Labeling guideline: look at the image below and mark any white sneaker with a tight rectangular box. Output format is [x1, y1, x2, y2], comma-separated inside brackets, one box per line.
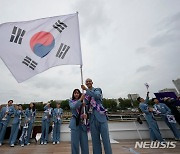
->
[27, 143, 30, 145]
[10, 144, 14, 147]
[0, 143, 2, 146]
[40, 142, 44, 145]
[53, 142, 55, 145]
[44, 142, 47, 145]
[21, 144, 24, 147]
[57, 141, 60, 144]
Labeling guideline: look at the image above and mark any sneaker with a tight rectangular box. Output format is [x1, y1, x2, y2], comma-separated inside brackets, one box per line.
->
[40, 142, 44, 145]
[21, 144, 24, 147]
[27, 143, 30, 145]
[10, 144, 14, 147]
[57, 141, 60, 144]
[0, 143, 2, 146]
[44, 142, 47, 145]
[53, 142, 55, 145]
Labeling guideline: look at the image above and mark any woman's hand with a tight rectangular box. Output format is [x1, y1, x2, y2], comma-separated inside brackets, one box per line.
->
[82, 114, 87, 119]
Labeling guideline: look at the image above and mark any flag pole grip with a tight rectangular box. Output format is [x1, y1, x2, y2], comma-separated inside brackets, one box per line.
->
[80, 65, 86, 125]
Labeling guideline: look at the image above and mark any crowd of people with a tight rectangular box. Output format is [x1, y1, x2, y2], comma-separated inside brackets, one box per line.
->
[0, 101, 36, 147]
[137, 92, 180, 142]
[1, 78, 180, 154]
[0, 101, 63, 147]
[0, 78, 112, 154]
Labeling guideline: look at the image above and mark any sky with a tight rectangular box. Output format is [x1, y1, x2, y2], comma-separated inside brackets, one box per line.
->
[0, 0, 180, 104]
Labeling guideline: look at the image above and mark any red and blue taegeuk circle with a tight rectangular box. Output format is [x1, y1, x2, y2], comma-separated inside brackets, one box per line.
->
[30, 31, 55, 58]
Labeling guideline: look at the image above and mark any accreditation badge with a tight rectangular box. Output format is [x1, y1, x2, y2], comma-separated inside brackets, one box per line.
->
[167, 114, 176, 123]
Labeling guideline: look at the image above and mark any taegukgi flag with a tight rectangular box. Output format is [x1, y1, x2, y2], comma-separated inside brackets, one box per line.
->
[0, 12, 82, 82]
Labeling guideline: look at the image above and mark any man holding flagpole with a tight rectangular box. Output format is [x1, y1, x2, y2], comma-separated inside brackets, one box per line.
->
[82, 78, 112, 154]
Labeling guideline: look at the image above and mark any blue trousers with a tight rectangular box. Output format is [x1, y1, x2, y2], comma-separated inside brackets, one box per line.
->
[90, 117, 112, 154]
[40, 120, 50, 143]
[145, 115, 163, 142]
[163, 116, 180, 139]
[0, 122, 8, 143]
[53, 122, 61, 142]
[19, 127, 28, 145]
[71, 125, 89, 154]
[25, 123, 33, 144]
[9, 123, 20, 145]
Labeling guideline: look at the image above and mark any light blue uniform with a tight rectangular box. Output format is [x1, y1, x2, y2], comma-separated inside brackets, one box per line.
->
[9, 109, 24, 145]
[154, 103, 180, 139]
[69, 99, 89, 154]
[0, 108, 2, 121]
[20, 108, 36, 145]
[52, 108, 63, 142]
[40, 105, 53, 143]
[0, 105, 14, 144]
[139, 97, 163, 142]
[84, 88, 112, 154]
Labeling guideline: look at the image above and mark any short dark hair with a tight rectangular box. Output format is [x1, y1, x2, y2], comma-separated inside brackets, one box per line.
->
[152, 98, 157, 102]
[8, 100, 13, 103]
[137, 97, 141, 102]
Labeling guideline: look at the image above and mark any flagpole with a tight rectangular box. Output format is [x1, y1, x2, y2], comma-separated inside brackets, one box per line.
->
[80, 65, 86, 125]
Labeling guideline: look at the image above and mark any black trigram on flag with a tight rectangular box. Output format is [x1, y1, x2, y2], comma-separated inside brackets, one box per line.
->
[10, 26, 26, 44]
[22, 56, 38, 70]
[56, 43, 70, 59]
[53, 20, 67, 33]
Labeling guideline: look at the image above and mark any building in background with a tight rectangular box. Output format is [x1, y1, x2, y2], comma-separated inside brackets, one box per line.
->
[159, 88, 178, 96]
[172, 78, 180, 94]
[127, 94, 140, 101]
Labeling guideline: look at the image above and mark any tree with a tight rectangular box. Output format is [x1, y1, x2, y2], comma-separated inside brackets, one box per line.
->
[35, 102, 44, 111]
[22, 104, 29, 110]
[61, 99, 70, 110]
[118, 98, 132, 110]
[103, 98, 117, 112]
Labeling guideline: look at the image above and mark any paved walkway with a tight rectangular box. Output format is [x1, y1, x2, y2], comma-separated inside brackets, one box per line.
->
[0, 140, 180, 154]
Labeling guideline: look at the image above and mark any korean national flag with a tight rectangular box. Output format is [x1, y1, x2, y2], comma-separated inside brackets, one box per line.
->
[0, 12, 82, 82]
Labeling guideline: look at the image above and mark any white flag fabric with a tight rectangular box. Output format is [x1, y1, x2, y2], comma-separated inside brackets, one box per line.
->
[0, 13, 82, 82]
[144, 83, 149, 89]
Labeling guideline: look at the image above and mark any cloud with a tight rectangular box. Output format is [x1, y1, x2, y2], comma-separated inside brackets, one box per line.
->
[72, 0, 112, 43]
[1, 0, 180, 104]
[149, 12, 180, 47]
[136, 65, 154, 73]
[149, 32, 180, 47]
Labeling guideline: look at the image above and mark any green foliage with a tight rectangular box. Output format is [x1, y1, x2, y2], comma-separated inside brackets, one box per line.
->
[48, 100, 70, 110]
[118, 98, 132, 110]
[20, 97, 147, 112]
[22, 104, 29, 110]
[133, 100, 140, 108]
[103, 98, 117, 112]
[60, 99, 70, 110]
[35, 102, 44, 111]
